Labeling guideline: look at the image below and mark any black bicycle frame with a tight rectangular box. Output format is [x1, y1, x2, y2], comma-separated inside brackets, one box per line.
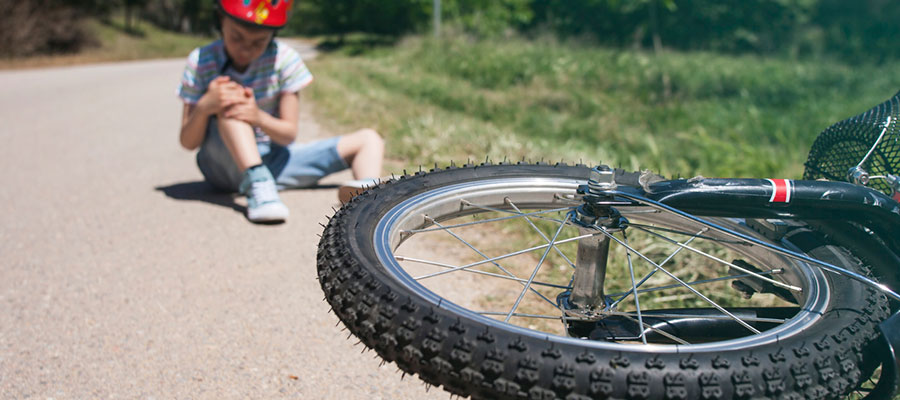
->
[641, 178, 900, 251]
[636, 177, 900, 398]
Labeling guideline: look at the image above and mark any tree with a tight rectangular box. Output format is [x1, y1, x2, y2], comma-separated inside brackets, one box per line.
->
[440, 0, 533, 37]
[140, 0, 217, 34]
[124, 0, 149, 31]
[293, 0, 532, 39]
[284, 0, 900, 64]
[814, 0, 900, 62]
[299, 0, 428, 40]
[0, 0, 98, 56]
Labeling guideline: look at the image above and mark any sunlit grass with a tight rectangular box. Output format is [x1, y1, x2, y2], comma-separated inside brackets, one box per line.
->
[306, 34, 900, 179]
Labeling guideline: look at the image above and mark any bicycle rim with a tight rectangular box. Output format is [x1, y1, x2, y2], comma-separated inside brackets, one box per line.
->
[372, 176, 830, 353]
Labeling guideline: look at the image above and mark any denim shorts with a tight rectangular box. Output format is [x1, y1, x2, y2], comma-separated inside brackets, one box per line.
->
[196, 118, 349, 192]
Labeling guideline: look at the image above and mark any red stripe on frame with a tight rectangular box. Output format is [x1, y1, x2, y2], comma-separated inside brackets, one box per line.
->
[768, 179, 790, 203]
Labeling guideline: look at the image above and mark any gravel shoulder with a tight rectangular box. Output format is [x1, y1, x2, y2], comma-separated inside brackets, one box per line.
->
[0, 52, 447, 399]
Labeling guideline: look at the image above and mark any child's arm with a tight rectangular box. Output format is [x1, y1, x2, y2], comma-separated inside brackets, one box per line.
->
[179, 103, 211, 150]
[223, 90, 300, 146]
[179, 77, 246, 150]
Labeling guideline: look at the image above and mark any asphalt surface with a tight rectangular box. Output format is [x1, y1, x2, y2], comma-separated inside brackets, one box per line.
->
[0, 54, 446, 398]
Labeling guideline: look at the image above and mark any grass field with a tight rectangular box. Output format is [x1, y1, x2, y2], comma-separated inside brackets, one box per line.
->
[305, 35, 900, 179]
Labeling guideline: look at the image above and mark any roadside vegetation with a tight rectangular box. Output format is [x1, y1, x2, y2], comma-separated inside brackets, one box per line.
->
[306, 35, 900, 178]
[0, 18, 209, 69]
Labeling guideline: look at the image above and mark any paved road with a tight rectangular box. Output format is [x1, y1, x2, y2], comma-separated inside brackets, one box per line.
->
[0, 56, 445, 399]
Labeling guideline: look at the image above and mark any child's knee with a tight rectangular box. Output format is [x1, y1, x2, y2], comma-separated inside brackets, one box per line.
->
[358, 128, 384, 148]
[338, 129, 384, 159]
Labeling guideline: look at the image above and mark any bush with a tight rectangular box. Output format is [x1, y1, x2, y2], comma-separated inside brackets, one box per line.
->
[0, 0, 98, 57]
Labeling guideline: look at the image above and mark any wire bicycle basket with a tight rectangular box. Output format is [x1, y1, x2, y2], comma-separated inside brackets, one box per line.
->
[804, 90, 900, 196]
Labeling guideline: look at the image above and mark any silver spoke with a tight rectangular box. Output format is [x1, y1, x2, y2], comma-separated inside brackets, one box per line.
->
[478, 311, 568, 321]
[624, 223, 744, 244]
[505, 212, 571, 322]
[611, 189, 900, 302]
[619, 314, 690, 345]
[403, 206, 574, 234]
[623, 231, 647, 344]
[606, 269, 782, 298]
[610, 228, 706, 308]
[424, 216, 560, 309]
[504, 198, 577, 269]
[595, 224, 762, 335]
[396, 255, 570, 289]
[461, 199, 571, 226]
[631, 224, 801, 292]
[414, 233, 596, 280]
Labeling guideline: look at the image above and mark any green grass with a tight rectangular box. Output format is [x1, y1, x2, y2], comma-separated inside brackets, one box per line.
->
[0, 18, 211, 69]
[89, 18, 212, 61]
[305, 35, 900, 178]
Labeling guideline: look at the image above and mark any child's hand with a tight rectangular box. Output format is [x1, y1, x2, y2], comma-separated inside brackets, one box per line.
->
[203, 76, 246, 115]
[223, 87, 261, 126]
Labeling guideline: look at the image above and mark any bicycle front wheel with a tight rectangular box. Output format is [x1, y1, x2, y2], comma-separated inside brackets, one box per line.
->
[317, 162, 889, 400]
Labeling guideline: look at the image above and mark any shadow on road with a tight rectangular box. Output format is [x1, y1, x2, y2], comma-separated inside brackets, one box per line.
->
[155, 181, 245, 214]
[157, 181, 346, 224]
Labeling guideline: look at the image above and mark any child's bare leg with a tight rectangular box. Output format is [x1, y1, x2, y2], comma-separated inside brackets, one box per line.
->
[217, 117, 262, 172]
[217, 117, 288, 222]
[336, 129, 385, 203]
[337, 128, 384, 179]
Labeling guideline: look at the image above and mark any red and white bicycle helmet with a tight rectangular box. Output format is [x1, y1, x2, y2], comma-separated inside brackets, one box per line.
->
[218, 0, 293, 29]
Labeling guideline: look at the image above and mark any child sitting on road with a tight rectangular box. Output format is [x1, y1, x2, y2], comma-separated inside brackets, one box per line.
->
[176, 0, 383, 223]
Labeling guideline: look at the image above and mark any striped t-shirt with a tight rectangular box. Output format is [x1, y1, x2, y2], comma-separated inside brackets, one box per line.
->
[176, 39, 313, 142]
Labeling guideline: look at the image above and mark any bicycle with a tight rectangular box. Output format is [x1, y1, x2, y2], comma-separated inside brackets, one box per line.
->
[317, 91, 900, 399]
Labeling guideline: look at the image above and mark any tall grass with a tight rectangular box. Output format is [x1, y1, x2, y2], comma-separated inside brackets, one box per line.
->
[305, 35, 900, 178]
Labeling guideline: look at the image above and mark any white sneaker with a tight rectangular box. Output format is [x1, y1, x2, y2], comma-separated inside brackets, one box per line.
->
[240, 165, 290, 223]
[338, 178, 380, 203]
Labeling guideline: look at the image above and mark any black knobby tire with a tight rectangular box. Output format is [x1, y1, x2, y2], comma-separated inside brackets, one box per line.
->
[317, 163, 889, 400]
